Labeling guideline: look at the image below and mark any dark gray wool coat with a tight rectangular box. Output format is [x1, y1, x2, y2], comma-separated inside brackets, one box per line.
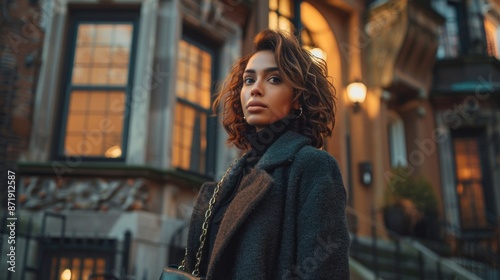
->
[184, 131, 350, 280]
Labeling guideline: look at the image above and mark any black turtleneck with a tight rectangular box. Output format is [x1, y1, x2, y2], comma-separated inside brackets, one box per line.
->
[202, 118, 293, 273]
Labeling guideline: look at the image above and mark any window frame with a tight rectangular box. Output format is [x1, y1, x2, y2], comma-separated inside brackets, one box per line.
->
[53, 10, 140, 162]
[451, 128, 495, 230]
[40, 237, 117, 280]
[172, 31, 219, 177]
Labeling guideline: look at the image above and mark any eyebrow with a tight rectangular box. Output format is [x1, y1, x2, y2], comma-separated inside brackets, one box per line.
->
[243, 67, 280, 74]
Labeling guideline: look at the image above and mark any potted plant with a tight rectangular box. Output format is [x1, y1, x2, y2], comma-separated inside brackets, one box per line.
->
[383, 167, 438, 237]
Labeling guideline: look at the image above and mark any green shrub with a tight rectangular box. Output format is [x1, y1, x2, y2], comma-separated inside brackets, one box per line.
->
[384, 167, 438, 216]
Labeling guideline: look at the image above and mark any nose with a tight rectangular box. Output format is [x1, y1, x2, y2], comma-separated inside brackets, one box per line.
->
[250, 80, 263, 96]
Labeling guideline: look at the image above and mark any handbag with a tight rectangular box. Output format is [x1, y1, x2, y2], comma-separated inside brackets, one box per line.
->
[160, 158, 239, 280]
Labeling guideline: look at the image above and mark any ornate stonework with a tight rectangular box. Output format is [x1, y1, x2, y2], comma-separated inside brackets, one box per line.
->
[366, 0, 445, 94]
[19, 177, 149, 212]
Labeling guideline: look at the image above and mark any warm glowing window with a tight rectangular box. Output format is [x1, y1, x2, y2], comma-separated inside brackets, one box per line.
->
[269, 0, 294, 33]
[269, 0, 326, 61]
[453, 138, 487, 229]
[485, 16, 499, 58]
[172, 39, 212, 174]
[60, 15, 137, 159]
[51, 257, 106, 280]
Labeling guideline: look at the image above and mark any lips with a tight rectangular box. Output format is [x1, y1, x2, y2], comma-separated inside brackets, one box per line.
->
[246, 100, 267, 109]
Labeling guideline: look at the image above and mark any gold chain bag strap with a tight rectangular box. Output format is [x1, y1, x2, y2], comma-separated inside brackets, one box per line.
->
[160, 157, 239, 280]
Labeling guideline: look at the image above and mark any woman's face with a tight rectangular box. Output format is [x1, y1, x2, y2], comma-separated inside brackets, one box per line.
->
[240, 50, 297, 131]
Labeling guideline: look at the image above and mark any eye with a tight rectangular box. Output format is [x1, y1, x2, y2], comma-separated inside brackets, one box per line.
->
[268, 76, 282, 84]
[243, 77, 254, 85]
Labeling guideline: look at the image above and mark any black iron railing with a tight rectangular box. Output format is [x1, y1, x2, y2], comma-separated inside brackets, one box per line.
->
[346, 206, 498, 279]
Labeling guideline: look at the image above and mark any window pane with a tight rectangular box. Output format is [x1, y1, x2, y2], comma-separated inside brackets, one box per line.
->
[69, 91, 89, 112]
[278, 0, 292, 17]
[111, 46, 130, 65]
[72, 23, 132, 86]
[278, 16, 292, 33]
[176, 80, 186, 99]
[58, 258, 69, 280]
[201, 71, 211, 89]
[82, 258, 94, 280]
[82, 136, 102, 156]
[179, 40, 188, 60]
[104, 134, 122, 158]
[64, 90, 126, 157]
[66, 114, 86, 133]
[72, 66, 91, 84]
[89, 92, 107, 112]
[96, 258, 106, 273]
[96, 24, 113, 45]
[72, 258, 81, 280]
[453, 138, 487, 229]
[269, 0, 278, 12]
[93, 46, 112, 64]
[109, 67, 128, 85]
[114, 25, 132, 47]
[269, 12, 278, 30]
[109, 91, 126, 114]
[107, 115, 124, 133]
[75, 46, 92, 64]
[189, 46, 200, 64]
[77, 24, 95, 44]
[177, 61, 186, 79]
[187, 84, 196, 103]
[201, 52, 211, 70]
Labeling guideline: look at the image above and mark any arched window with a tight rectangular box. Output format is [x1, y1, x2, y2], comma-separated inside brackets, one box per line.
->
[268, 0, 326, 60]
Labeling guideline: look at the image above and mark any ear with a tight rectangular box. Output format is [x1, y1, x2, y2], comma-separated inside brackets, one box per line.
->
[292, 100, 301, 110]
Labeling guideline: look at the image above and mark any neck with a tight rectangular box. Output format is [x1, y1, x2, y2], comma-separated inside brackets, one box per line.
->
[246, 118, 292, 157]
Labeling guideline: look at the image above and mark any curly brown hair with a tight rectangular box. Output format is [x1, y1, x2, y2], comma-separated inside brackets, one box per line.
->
[213, 29, 336, 150]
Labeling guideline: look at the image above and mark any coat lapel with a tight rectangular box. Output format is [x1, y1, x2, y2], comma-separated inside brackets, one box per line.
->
[207, 168, 274, 276]
[186, 155, 249, 270]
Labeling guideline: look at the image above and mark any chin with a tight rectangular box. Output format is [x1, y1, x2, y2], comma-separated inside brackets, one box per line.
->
[246, 118, 268, 129]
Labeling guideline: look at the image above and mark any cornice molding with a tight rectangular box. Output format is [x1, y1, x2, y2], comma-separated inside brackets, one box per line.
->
[366, 0, 444, 98]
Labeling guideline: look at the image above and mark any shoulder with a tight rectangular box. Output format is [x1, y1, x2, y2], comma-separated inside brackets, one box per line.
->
[293, 145, 340, 173]
[291, 145, 345, 201]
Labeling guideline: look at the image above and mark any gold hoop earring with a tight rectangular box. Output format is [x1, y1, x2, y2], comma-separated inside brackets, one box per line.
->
[295, 107, 303, 119]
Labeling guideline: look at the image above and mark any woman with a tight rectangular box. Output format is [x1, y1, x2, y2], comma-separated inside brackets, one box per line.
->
[183, 29, 350, 279]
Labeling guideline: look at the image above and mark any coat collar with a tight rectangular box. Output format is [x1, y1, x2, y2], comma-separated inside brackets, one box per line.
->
[254, 130, 311, 171]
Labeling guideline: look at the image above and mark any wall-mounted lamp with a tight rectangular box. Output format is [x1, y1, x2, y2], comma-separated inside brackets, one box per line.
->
[309, 47, 327, 60]
[359, 162, 372, 186]
[347, 81, 367, 112]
